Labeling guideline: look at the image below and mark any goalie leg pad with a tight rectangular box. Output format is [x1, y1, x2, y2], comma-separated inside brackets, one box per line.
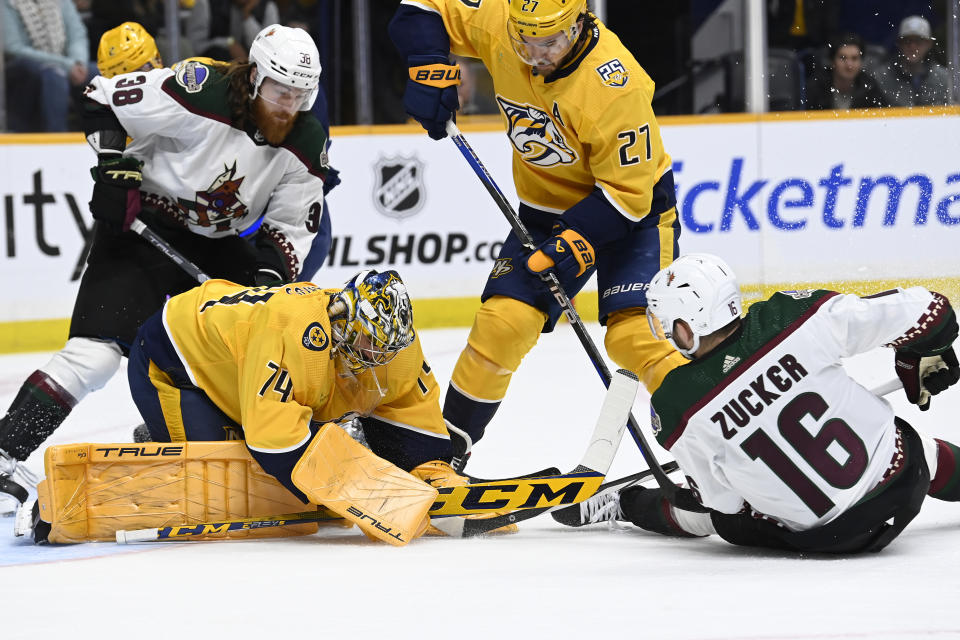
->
[36, 441, 336, 543]
[291, 424, 438, 546]
[604, 309, 688, 394]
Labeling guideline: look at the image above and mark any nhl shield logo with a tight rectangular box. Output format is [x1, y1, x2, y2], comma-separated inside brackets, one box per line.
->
[373, 156, 425, 219]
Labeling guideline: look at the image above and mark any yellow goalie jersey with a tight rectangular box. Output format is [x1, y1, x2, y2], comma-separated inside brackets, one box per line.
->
[162, 280, 447, 463]
[411, 0, 672, 220]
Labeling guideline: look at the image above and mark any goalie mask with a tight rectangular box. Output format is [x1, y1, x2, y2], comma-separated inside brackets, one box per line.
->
[507, 0, 586, 68]
[646, 253, 742, 359]
[248, 24, 321, 111]
[97, 21, 163, 78]
[329, 270, 415, 373]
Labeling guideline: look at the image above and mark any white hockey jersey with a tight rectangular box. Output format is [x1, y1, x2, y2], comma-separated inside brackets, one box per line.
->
[651, 287, 946, 531]
[84, 61, 330, 278]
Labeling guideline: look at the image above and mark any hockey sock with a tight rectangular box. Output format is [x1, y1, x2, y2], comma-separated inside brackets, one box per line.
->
[928, 438, 960, 501]
[619, 486, 708, 537]
[604, 309, 689, 394]
[0, 371, 77, 460]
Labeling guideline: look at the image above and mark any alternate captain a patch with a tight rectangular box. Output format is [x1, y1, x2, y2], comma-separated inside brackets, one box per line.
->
[596, 59, 629, 88]
[302, 322, 329, 351]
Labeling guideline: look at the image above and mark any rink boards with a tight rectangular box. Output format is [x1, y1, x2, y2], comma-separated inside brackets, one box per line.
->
[1, 107, 958, 352]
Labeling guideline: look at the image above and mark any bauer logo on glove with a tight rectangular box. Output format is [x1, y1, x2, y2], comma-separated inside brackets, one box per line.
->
[527, 228, 596, 279]
[410, 63, 461, 87]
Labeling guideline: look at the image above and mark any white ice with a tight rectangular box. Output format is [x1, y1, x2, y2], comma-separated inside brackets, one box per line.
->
[1, 324, 958, 640]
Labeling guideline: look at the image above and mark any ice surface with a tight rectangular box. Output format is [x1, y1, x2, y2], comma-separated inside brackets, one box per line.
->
[1, 325, 958, 640]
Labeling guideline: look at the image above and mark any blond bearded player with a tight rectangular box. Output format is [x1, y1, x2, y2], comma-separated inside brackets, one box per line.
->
[389, 0, 687, 471]
[0, 25, 338, 512]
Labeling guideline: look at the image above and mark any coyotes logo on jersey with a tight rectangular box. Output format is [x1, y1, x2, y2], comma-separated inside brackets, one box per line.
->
[495, 96, 579, 168]
[177, 162, 249, 230]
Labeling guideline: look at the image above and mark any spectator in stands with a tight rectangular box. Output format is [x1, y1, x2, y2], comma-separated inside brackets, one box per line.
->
[804, 32, 888, 111]
[875, 15, 951, 107]
[187, 0, 279, 62]
[1, 0, 96, 132]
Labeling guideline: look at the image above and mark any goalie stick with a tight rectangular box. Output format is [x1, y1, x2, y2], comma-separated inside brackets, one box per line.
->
[129, 218, 211, 283]
[116, 370, 639, 543]
[444, 121, 703, 512]
[429, 368, 639, 536]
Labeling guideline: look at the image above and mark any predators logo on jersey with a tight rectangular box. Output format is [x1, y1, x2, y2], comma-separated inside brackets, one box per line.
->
[302, 322, 329, 351]
[495, 96, 578, 168]
[177, 162, 250, 230]
[595, 59, 629, 88]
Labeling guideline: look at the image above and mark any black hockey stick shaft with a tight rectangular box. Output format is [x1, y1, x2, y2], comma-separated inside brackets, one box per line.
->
[444, 121, 688, 508]
[129, 218, 211, 283]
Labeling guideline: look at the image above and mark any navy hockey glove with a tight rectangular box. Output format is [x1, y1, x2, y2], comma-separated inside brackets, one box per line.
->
[403, 55, 460, 140]
[89, 155, 143, 234]
[895, 347, 960, 411]
[526, 225, 596, 281]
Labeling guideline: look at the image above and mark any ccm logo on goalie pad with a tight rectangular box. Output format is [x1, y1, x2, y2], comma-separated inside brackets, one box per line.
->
[95, 445, 184, 457]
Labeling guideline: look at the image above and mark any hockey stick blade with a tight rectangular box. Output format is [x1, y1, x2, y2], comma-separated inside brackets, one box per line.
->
[430, 369, 639, 537]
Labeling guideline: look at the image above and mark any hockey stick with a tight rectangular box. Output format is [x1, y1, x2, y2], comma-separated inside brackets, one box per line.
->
[444, 121, 693, 509]
[116, 370, 639, 543]
[129, 218, 211, 283]
[115, 468, 617, 543]
[430, 368, 638, 536]
[455, 461, 682, 537]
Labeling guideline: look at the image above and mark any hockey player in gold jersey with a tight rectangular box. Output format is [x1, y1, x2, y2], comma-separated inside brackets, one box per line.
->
[390, 0, 687, 469]
[125, 270, 478, 542]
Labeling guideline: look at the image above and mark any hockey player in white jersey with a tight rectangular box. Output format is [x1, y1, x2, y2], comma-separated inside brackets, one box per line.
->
[555, 253, 960, 553]
[0, 24, 334, 511]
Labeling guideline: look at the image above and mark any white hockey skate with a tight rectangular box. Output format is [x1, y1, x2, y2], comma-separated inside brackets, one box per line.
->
[0, 447, 39, 516]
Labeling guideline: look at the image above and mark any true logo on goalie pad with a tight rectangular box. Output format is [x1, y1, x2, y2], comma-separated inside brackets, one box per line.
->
[373, 155, 425, 219]
[346, 505, 405, 542]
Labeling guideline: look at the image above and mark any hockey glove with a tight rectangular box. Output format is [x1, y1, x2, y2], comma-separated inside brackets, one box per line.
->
[404, 55, 460, 140]
[89, 155, 143, 234]
[526, 225, 596, 281]
[895, 346, 960, 411]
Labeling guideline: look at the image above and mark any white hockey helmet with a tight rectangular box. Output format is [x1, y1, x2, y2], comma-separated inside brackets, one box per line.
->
[248, 24, 321, 111]
[646, 253, 742, 358]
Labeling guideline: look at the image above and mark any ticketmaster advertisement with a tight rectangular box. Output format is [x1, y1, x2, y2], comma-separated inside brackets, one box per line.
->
[1, 111, 958, 345]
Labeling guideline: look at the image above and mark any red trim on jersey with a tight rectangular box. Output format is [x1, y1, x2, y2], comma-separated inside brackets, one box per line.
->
[26, 371, 78, 411]
[664, 291, 840, 450]
[930, 438, 957, 495]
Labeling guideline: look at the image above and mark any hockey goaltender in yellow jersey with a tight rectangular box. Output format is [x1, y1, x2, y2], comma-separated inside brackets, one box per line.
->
[21, 271, 507, 546]
[156, 277, 448, 456]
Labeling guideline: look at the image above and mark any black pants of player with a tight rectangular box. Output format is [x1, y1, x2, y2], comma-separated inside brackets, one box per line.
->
[69, 211, 260, 353]
[712, 419, 930, 554]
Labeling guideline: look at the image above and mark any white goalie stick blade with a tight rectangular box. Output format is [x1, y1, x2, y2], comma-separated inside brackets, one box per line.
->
[430, 369, 639, 538]
[578, 368, 639, 475]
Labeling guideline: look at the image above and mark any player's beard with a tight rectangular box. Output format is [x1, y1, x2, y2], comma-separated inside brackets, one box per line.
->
[253, 98, 298, 145]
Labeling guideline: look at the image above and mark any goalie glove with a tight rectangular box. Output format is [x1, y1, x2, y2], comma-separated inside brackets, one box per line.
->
[404, 55, 460, 140]
[410, 460, 518, 535]
[89, 154, 143, 234]
[526, 225, 596, 281]
[895, 347, 960, 411]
